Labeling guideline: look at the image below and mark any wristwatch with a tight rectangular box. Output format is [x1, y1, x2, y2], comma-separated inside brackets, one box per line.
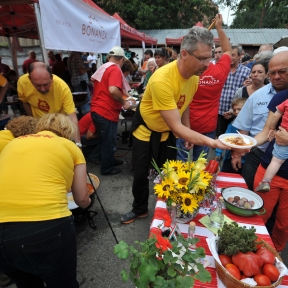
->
[76, 142, 82, 148]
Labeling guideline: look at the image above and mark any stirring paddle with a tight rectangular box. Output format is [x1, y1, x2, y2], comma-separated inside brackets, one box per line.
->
[236, 130, 250, 145]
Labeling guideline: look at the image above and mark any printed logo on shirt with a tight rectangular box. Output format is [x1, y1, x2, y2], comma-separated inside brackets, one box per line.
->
[257, 102, 268, 106]
[177, 95, 186, 109]
[199, 75, 220, 86]
[38, 99, 50, 113]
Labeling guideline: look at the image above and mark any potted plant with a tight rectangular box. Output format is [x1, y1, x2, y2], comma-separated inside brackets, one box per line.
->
[114, 226, 212, 288]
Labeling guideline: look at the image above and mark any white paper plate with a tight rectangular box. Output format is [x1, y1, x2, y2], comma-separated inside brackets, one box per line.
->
[67, 192, 78, 210]
[218, 133, 257, 149]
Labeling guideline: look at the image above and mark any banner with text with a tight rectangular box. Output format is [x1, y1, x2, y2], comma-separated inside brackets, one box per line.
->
[39, 0, 120, 52]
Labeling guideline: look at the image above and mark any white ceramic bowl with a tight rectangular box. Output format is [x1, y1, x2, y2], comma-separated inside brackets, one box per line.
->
[219, 133, 257, 149]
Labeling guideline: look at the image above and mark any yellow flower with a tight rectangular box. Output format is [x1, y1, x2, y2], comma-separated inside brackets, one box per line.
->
[175, 170, 190, 190]
[181, 193, 198, 214]
[154, 179, 174, 199]
[163, 160, 184, 173]
[194, 157, 207, 171]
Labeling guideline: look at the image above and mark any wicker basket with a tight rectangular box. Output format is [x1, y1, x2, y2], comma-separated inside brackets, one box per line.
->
[215, 241, 283, 288]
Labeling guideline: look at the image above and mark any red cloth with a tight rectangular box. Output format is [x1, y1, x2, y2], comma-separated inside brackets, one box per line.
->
[78, 113, 96, 137]
[90, 65, 123, 122]
[189, 54, 231, 133]
[22, 58, 38, 74]
[277, 98, 288, 131]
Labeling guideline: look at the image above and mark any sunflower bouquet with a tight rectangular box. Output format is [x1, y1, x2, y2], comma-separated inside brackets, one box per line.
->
[152, 151, 216, 219]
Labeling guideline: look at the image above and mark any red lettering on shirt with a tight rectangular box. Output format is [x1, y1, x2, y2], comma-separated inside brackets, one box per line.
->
[38, 99, 50, 113]
[177, 95, 186, 109]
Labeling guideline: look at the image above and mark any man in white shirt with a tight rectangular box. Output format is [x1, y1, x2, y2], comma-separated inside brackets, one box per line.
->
[87, 52, 97, 68]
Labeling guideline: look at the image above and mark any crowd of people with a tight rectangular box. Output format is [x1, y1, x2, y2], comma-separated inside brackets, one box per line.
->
[0, 12, 288, 287]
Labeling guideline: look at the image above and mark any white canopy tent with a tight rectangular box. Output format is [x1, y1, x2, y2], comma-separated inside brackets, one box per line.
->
[39, 0, 120, 53]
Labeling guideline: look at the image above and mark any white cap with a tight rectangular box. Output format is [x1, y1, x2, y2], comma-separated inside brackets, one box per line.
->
[108, 46, 128, 59]
[273, 46, 288, 55]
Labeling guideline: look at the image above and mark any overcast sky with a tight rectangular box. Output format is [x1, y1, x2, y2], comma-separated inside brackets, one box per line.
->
[219, 6, 235, 26]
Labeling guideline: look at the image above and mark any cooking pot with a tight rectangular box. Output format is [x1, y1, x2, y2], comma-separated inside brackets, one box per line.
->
[221, 187, 266, 217]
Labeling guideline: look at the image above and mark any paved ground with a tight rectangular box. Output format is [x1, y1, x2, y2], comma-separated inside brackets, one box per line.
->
[7, 123, 288, 288]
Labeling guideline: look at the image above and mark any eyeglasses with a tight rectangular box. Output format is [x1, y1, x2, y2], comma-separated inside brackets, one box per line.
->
[267, 68, 288, 77]
[186, 50, 212, 64]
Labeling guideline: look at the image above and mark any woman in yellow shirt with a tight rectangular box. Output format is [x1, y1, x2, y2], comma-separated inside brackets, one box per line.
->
[0, 113, 90, 288]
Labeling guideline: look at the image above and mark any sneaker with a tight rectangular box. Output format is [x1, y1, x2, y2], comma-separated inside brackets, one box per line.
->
[114, 159, 124, 166]
[121, 210, 149, 224]
[255, 182, 270, 192]
[101, 168, 121, 175]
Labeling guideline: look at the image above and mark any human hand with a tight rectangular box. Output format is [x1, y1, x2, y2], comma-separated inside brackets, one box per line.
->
[231, 156, 242, 171]
[231, 148, 250, 158]
[243, 77, 252, 87]
[214, 14, 223, 30]
[223, 111, 233, 119]
[122, 101, 131, 110]
[212, 139, 231, 150]
[184, 141, 194, 150]
[275, 126, 288, 146]
[268, 129, 276, 141]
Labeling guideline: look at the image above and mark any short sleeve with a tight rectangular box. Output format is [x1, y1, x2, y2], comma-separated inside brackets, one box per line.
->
[17, 75, 28, 103]
[62, 85, 76, 115]
[107, 67, 123, 90]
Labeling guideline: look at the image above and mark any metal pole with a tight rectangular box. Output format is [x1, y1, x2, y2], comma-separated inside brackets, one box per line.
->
[33, 3, 49, 65]
[7, 37, 18, 74]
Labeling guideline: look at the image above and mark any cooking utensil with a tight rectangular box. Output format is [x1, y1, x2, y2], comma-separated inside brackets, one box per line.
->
[207, 19, 216, 31]
[221, 187, 266, 217]
[236, 130, 251, 145]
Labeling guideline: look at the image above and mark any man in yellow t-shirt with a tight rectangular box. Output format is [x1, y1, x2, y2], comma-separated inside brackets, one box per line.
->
[121, 24, 230, 224]
[17, 62, 81, 144]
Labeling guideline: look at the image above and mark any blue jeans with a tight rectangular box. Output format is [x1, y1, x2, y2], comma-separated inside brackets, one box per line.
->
[0, 216, 78, 288]
[91, 112, 118, 174]
[176, 130, 216, 161]
[73, 83, 91, 115]
[81, 135, 101, 162]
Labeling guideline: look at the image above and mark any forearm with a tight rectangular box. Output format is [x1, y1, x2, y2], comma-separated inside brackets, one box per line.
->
[22, 102, 33, 116]
[109, 87, 125, 105]
[181, 107, 190, 128]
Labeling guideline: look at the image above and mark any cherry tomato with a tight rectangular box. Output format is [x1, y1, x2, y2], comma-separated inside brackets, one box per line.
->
[262, 263, 280, 282]
[254, 236, 264, 250]
[219, 254, 232, 266]
[254, 274, 271, 286]
[225, 263, 241, 280]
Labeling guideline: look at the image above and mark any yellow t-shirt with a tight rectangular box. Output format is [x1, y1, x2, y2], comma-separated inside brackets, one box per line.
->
[133, 60, 199, 141]
[0, 130, 14, 153]
[17, 74, 75, 118]
[0, 131, 86, 222]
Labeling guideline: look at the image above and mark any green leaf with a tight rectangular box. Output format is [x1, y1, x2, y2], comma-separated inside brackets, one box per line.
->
[167, 265, 177, 277]
[120, 269, 129, 282]
[114, 241, 129, 259]
[137, 259, 158, 285]
[194, 264, 212, 283]
[176, 275, 194, 288]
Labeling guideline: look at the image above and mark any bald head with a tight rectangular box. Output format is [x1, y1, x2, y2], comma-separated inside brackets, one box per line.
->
[268, 51, 288, 92]
[259, 44, 273, 53]
[28, 62, 53, 94]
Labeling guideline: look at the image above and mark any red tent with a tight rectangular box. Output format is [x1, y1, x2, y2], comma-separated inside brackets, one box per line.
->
[112, 13, 157, 45]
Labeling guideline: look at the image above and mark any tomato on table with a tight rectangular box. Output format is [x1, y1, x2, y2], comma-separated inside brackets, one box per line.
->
[225, 263, 241, 280]
[254, 274, 271, 286]
[262, 263, 280, 282]
[219, 254, 232, 266]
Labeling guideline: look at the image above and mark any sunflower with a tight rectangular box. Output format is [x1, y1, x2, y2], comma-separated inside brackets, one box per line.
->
[175, 170, 190, 190]
[180, 193, 198, 214]
[163, 159, 184, 173]
[154, 178, 174, 198]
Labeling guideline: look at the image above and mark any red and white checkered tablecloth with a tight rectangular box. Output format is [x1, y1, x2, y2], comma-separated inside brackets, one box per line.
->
[150, 172, 288, 287]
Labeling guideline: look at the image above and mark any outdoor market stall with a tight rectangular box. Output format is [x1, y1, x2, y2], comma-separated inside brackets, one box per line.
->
[150, 172, 288, 287]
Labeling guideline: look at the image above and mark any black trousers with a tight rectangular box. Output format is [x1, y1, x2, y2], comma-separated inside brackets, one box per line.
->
[131, 135, 176, 214]
[216, 114, 233, 138]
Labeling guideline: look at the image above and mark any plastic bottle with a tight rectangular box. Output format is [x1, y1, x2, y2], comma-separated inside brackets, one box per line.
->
[210, 196, 224, 228]
[187, 221, 196, 251]
[170, 202, 177, 228]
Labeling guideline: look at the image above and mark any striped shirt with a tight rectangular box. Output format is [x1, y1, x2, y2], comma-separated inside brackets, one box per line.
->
[218, 64, 250, 115]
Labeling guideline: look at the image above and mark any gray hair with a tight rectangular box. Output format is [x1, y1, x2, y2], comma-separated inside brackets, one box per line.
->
[181, 26, 214, 53]
[258, 50, 273, 61]
[231, 45, 242, 55]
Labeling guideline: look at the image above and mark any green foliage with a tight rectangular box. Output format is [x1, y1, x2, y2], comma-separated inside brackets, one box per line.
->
[217, 222, 258, 256]
[215, 0, 288, 28]
[114, 233, 211, 287]
[94, 0, 218, 29]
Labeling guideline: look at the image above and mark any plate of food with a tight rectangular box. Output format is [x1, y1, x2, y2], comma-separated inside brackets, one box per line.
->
[218, 133, 257, 149]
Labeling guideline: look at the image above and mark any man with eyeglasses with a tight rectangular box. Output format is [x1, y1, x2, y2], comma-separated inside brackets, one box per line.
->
[17, 62, 81, 144]
[216, 45, 251, 137]
[121, 24, 230, 224]
[232, 51, 288, 191]
[176, 14, 232, 162]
